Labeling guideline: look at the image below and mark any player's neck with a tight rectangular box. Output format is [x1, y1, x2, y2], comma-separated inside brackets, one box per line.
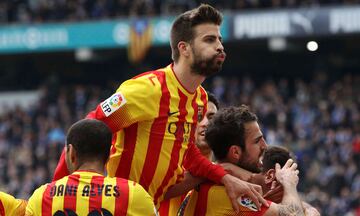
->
[199, 147, 213, 161]
[173, 62, 205, 93]
[76, 162, 105, 175]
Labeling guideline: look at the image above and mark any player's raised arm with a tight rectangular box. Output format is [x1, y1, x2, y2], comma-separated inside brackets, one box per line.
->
[263, 159, 304, 216]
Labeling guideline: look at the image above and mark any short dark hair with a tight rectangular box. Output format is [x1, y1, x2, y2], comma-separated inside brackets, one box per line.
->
[170, 4, 223, 62]
[205, 105, 258, 160]
[262, 146, 292, 173]
[66, 119, 112, 165]
[207, 92, 220, 109]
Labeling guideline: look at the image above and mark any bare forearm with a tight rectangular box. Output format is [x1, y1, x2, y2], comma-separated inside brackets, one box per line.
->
[233, 166, 253, 181]
[220, 162, 253, 181]
[302, 201, 321, 216]
[278, 203, 304, 216]
[273, 159, 304, 216]
[278, 188, 304, 216]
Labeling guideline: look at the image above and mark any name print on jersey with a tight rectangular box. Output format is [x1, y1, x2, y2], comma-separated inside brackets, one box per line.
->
[49, 184, 120, 198]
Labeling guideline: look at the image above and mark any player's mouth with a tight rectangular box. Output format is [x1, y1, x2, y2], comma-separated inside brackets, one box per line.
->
[258, 153, 264, 168]
[216, 53, 226, 61]
[259, 157, 263, 167]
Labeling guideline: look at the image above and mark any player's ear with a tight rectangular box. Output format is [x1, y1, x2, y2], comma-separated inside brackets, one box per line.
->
[178, 41, 191, 58]
[68, 144, 77, 164]
[228, 145, 242, 162]
[264, 169, 275, 184]
[65, 144, 69, 152]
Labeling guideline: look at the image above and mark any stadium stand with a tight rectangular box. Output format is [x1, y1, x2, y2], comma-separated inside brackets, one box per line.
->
[1, 0, 360, 24]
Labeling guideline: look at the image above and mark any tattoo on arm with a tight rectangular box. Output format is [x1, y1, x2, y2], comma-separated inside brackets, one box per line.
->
[278, 203, 305, 216]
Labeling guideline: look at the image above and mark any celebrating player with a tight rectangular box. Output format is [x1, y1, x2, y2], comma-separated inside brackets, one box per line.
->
[250, 146, 320, 216]
[53, 4, 267, 212]
[195, 92, 219, 160]
[158, 92, 220, 215]
[26, 119, 155, 216]
[180, 106, 305, 215]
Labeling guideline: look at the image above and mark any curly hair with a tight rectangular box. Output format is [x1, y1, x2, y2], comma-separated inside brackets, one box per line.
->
[205, 105, 257, 161]
[207, 92, 220, 109]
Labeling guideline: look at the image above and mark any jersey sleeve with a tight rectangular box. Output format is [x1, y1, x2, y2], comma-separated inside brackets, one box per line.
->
[0, 192, 26, 216]
[86, 75, 161, 133]
[13, 199, 27, 216]
[0, 192, 16, 214]
[25, 185, 46, 216]
[128, 183, 157, 216]
[204, 184, 272, 216]
[53, 74, 161, 181]
[182, 142, 227, 184]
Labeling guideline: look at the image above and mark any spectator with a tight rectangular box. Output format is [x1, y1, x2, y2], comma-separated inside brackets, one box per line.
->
[0, 0, 359, 24]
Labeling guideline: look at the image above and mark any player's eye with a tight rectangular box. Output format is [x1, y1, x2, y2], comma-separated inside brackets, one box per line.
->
[205, 37, 215, 43]
[207, 114, 214, 121]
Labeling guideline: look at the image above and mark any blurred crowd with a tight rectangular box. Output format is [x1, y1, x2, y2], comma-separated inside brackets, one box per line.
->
[0, 72, 359, 216]
[0, 83, 112, 199]
[0, 0, 359, 24]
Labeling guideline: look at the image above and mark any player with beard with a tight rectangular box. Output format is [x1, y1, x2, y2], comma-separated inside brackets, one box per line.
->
[250, 146, 320, 216]
[53, 4, 267, 213]
[180, 106, 305, 216]
[162, 94, 265, 204]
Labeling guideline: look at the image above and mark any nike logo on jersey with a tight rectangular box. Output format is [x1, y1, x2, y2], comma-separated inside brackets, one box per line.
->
[168, 111, 179, 116]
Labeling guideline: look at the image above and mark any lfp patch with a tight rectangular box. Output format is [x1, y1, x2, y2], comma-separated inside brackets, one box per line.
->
[101, 93, 127, 117]
[237, 196, 258, 211]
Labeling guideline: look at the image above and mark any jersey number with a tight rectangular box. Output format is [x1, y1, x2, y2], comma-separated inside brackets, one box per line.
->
[53, 209, 113, 216]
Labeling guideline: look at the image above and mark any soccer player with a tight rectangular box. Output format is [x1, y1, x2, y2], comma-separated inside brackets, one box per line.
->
[53, 4, 267, 212]
[0, 192, 27, 216]
[250, 146, 320, 216]
[158, 92, 220, 216]
[26, 119, 156, 216]
[180, 106, 305, 216]
[195, 92, 219, 160]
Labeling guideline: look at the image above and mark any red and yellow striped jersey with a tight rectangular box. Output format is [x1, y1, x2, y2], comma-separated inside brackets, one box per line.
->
[0, 192, 27, 216]
[181, 183, 271, 216]
[26, 171, 156, 216]
[158, 195, 186, 216]
[53, 64, 227, 206]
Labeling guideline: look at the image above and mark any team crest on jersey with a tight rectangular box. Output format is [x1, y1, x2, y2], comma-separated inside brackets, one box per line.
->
[237, 196, 258, 211]
[101, 93, 127, 117]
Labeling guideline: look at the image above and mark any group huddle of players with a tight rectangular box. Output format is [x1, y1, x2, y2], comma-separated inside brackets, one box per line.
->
[0, 4, 320, 216]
